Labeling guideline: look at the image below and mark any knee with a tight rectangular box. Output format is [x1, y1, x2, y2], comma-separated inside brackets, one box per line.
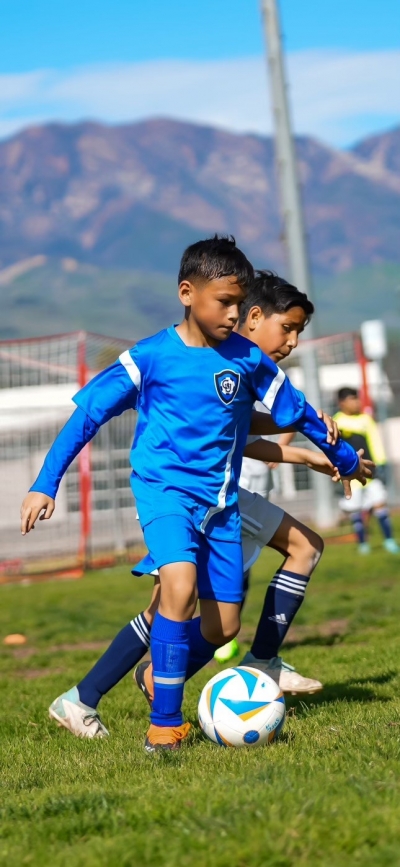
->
[303, 531, 324, 573]
[202, 619, 240, 647]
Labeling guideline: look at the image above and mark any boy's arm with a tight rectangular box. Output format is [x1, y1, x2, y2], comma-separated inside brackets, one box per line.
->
[250, 409, 339, 445]
[20, 348, 141, 535]
[21, 407, 99, 534]
[251, 356, 370, 483]
[243, 439, 340, 479]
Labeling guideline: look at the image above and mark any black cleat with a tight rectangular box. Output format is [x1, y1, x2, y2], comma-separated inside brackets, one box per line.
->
[134, 661, 153, 708]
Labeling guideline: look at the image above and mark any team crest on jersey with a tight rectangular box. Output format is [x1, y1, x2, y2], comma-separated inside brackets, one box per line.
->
[214, 370, 240, 405]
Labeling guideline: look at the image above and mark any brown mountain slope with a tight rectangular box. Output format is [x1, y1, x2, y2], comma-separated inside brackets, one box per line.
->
[0, 118, 399, 275]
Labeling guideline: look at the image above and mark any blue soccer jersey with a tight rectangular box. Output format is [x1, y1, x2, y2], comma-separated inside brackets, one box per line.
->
[31, 326, 359, 538]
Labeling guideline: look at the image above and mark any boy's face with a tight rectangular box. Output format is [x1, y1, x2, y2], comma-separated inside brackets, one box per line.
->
[339, 395, 362, 415]
[241, 305, 307, 362]
[179, 276, 245, 343]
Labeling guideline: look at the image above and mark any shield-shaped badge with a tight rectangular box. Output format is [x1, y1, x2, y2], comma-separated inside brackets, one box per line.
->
[214, 369, 241, 405]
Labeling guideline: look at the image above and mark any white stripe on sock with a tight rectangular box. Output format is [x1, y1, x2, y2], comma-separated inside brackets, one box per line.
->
[130, 617, 150, 647]
[275, 573, 308, 587]
[272, 575, 307, 589]
[270, 581, 305, 597]
[153, 674, 185, 685]
[136, 613, 151, 641]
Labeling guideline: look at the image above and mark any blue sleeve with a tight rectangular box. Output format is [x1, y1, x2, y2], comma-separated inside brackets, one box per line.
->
[251, 352, 359, 476]
[73, 347, 141, 424]
[29, 407, 99, 499]
[295, 403, 359, 476]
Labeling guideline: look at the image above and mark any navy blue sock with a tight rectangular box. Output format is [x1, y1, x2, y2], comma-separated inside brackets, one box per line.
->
[251, 569, 310, 660]
[150, 613, 190, 727]
[375, 507, 393, 540]
[350, 511, 366, 544]
[77, 612, 150, 708]
[185, 617, 218, 680]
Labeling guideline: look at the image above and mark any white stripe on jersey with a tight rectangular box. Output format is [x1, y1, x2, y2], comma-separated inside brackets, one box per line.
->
[261, 368, 286, 412]
[119, 349, 141, 390]
[200, 427, 238, 533]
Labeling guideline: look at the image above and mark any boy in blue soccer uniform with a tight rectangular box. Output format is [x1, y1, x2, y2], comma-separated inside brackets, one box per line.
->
[21, 237, 365, 752]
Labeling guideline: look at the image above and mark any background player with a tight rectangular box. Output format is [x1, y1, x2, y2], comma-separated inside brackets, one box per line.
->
[334, 387, 399, 555]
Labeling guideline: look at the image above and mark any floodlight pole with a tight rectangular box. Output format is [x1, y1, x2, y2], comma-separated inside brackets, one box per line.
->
[260, 0, 335, 527]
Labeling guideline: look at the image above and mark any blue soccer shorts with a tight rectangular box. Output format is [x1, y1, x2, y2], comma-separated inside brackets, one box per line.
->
[142, 513, 244, 604]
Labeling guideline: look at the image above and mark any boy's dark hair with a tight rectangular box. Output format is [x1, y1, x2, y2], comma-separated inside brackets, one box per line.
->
[338, 386, 358, 402]
[178, 235, 254, 292]
[239, 270, 314, 324]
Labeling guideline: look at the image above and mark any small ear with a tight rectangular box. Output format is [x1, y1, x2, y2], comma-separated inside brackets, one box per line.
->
[247, 305, 263, 331]
[178, 280, 193, 308]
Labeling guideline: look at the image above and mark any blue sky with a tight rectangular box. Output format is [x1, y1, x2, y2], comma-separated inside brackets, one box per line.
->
[0, 0, 399, 145]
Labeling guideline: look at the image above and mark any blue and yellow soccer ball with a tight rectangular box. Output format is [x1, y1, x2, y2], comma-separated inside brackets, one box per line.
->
[198, 666, 285, 748]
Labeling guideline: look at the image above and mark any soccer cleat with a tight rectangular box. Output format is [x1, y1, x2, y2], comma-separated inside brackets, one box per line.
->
[214, 638, 240, 664]
[358, 542, 371, 555]
[239, 653, 323, 695]
[134, 661, 154, 707]
[144, 722, 191, 753]
[383, 538, 400, 554]
[49, 686, 109, 738]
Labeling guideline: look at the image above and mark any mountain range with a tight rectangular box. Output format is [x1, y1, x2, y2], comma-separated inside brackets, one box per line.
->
[0, 118, 399, 340]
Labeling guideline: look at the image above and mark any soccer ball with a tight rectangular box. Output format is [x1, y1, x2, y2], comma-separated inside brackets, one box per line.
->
[198, 665, 285, 748]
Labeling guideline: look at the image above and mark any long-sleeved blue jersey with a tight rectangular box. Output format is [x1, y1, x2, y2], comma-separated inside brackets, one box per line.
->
[31, 326, 359, 533]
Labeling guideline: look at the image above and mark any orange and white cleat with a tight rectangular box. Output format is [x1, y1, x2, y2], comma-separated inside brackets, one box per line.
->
[144, 722, 191, 753]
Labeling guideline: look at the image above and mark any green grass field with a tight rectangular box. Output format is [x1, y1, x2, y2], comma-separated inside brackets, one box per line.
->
[1, 521, 400, 867]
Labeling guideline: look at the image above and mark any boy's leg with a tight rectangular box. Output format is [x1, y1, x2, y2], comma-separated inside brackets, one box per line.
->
[49, 579, 160, 738]
[77, 578, 160, 708]
[349, 511, 368, 548]
[374, 505, 399, 552]
[340, 487, 370, 554]
[241, 512, 324, 694]
[146, 561, 196, 751]
[366, 480, 399, 553]
[214, 571, 250, 663]
[136, 538, 243, 704]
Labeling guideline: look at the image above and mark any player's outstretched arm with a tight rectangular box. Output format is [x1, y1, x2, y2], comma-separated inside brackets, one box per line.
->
[20, 492, 55, 535]
[244, 439, 340, 480]
[250, 408, 339, 445]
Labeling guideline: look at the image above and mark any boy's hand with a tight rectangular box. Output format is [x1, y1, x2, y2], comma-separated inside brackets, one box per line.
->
[341, 449, 375, 500]
[305, 451, 340, 481]
[317, 409, 339, 445]
[20, 492, 55, 535]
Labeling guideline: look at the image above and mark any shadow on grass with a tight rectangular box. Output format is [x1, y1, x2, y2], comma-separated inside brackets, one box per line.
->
[285, 670, 398, 713]
[284, 634, 347, 649]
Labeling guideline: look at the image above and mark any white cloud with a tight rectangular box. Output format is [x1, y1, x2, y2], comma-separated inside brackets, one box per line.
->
[0, 50, 399, 146]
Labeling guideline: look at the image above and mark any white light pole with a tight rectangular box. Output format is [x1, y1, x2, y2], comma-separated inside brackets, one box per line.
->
[260, 0, 335, 527]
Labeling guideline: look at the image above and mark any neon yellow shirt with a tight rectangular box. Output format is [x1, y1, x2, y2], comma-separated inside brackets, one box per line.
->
[333, 411, 386, 487]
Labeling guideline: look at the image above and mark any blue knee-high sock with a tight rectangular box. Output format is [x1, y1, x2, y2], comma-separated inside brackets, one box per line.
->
[185, 617, 218, 680]
[350, 511, 366, 544]
[77, 612, 150, 708]
[150, 613, 190, 727]
[251, 569, 310, 660]
[375, 507, 393, 540]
